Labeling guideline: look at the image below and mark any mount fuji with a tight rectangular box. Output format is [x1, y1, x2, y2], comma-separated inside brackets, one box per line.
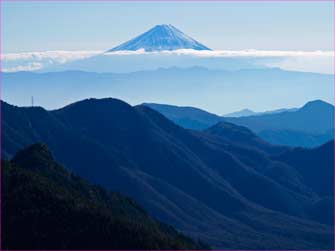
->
[41, 24, 264, 73]
[107, 24, 211, 52]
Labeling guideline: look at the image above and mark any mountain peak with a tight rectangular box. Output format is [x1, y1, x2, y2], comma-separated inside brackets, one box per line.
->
[206, 121, 256, 139]
[153, 24, 175, 29]
[108, 24, 211, 52]
[301, 99, 333, 112]
[303, 99, 331, 107]
[224, 108, 256, 118]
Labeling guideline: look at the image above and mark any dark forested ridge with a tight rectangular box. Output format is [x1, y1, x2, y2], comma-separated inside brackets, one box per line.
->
[2, 98, 334, 249]
[274, 141, 334, 197]
[2, 143, 206, 250]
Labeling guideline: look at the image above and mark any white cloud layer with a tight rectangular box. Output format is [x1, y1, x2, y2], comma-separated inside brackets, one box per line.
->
[1, 49, 333, 73]
[105, 49, 333, 57]
[6, 62, 44, 72]
[2, 50, 102, 62]
[1, 50, 102, 72]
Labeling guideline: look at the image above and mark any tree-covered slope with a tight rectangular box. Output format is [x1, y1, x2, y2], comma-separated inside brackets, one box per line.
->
[2, 143, 206, 250]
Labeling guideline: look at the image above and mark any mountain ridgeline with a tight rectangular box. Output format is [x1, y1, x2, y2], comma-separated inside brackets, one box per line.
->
[2, 98, 333, 249]
[142, 103, 222, 130]
[2, 143, 206, 250]
[225, 100, 334, 134]
[143, 100, 334, 148]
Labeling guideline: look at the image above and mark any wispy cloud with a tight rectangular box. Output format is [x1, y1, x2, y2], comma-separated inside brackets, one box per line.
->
[1, 50, 102, 72]
[4, 62, 44, 72]
[2, 50, 102, 61]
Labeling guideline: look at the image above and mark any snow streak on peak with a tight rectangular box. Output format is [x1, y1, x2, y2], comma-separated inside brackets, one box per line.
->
[108, 24, 211, 52]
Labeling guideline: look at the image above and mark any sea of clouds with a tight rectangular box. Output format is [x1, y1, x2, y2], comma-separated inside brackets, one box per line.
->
[1, 49, 333, 74]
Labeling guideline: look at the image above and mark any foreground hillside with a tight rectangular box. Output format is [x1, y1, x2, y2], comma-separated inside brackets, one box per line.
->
[2, 143, 205, 250]
[2, 98, 333, 249]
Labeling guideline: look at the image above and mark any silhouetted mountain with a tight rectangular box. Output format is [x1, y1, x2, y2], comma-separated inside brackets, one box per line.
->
[144, 100, 334, 148]
[2, 98, 333, 249]
[225, 100, 334, 134]
[273, 141, 334, 225]
[2, 143, 205, 250]
[259, 129, 334, 148]
[142, 103, 221, 130]
[223, 107, 298, 117]
[108, 24, 211, 52]
[223, 108, 257, 117]
[274, 140, 334, 197]
[204, 122, 287, 154]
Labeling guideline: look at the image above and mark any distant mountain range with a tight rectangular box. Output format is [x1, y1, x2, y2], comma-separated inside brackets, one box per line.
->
[224, 108, 257, 117]
[3, 143, 205, 250]
[225, 100, 334, 134]
[3, 67, 332, 114]
[223, 107, 298, 117]
[2, 98, 333, 249]
[107, 24, 211, 52]
[144, 102, 300, 129]
[44, 52, 262, 73]
[144, 100, 334, 148]
[225, 100, 334, 147]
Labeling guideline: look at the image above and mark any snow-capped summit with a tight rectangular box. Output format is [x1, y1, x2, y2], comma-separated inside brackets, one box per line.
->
[107, 24, 211, 52]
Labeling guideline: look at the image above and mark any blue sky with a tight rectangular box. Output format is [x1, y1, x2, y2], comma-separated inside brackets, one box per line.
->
[2, 1, 333, 53]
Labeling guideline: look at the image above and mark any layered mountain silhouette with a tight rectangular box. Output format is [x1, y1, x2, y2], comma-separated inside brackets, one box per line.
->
[107, 24, 211, 52]
[3, 143, 205, 250]
[3, 67, 332, 116]
[2, 98, 333, 249]
[274, 141, 334, 197]
[225, 100, 334, 134]
[204, 122, 287, 154]
[144, 100, 334, 147]
[142, 103, 222, 130]
[223, 107, 298, 117]
[258, 129, 333, 148]
[225, 100, 334, 147]
[224, 108, 257, 117]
